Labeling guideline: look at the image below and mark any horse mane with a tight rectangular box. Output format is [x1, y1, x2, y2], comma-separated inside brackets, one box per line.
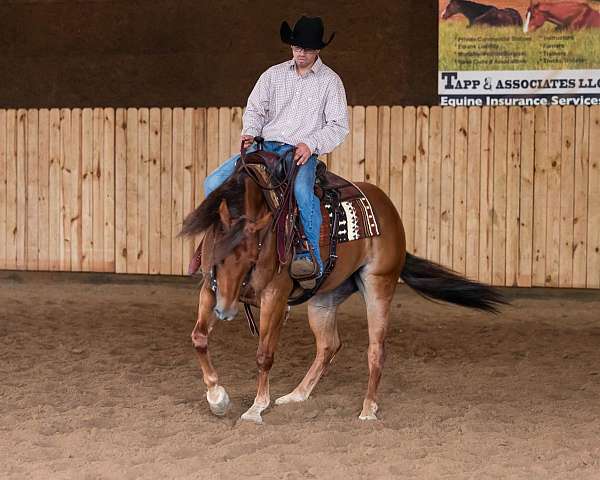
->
[212, 218, 248, 265]
[179, 171, 247, 238]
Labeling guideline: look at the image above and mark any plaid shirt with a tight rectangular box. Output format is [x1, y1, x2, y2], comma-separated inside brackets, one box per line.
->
[242, 57, 349, 155]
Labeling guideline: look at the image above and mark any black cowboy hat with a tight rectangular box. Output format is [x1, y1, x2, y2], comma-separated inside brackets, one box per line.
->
[280, 16, 335, 50]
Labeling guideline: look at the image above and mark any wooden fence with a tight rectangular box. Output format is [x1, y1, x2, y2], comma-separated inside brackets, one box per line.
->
[0, 105, 599, 288]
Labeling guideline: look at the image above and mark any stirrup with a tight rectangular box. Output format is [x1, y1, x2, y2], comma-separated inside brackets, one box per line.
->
[298, 276, 318, 290]
[290, 246, 323, 290]
[290, 254, 319, 279]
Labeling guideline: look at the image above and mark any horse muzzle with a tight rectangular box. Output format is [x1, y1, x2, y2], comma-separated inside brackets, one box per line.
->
[214, 304, 238, 321]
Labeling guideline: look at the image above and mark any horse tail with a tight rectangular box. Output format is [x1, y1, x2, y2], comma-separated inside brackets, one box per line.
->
[400, 253, 507, 313]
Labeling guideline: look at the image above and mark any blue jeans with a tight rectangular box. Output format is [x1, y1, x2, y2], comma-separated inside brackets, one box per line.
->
[204, 141, 323, 275]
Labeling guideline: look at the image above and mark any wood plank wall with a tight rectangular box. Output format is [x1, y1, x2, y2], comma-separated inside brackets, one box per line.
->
[1, 106, 599, 288]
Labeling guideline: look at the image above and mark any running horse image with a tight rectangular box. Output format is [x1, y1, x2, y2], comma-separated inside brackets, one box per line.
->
[524, 1, 600, 31]
[179, 138, 506, 424]
[441, 0, 523, 26]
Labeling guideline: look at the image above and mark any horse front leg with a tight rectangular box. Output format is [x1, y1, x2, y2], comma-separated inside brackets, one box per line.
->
[240, 288, 289, 424]
[190, 283, 231, 416]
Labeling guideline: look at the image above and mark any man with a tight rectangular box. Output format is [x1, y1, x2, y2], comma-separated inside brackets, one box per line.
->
[203, 15, 349, 282]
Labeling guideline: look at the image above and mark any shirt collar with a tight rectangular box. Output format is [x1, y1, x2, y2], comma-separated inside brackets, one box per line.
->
[311, 56, 323, 73]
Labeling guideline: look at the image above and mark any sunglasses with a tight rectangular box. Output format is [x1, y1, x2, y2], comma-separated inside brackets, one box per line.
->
[291, 46, 319, 55]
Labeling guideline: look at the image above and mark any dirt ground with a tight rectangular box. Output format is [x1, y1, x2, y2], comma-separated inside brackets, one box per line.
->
[1, 271, 599, 480]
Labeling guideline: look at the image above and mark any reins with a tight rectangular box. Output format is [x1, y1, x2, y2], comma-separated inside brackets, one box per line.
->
[239, 137, 299, 191]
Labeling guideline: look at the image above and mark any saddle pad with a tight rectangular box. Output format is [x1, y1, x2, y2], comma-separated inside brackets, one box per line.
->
[318, 194, 380, 247]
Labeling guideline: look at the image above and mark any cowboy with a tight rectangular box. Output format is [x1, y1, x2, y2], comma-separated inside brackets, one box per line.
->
[203, 15, 350, 281]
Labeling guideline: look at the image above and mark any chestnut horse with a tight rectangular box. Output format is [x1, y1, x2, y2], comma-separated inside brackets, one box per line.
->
[524, 1, 600, 31]
[180, 164, 506, 424]
[442, 0, 523, 26]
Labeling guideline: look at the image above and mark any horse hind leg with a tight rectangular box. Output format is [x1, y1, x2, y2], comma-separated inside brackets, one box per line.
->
[355, 269, 398, 420]
[275, 278, 357, 406]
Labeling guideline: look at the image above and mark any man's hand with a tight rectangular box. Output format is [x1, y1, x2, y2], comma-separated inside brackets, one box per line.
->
[241, 135, 254, 149]
[294, 143, 312, 165]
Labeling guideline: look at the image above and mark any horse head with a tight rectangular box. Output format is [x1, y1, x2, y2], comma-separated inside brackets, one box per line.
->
[441, 0, 461, 19]
[181, 172, 272, 322]
[212, 182, 272, 320]
[524, 2, 546, 32]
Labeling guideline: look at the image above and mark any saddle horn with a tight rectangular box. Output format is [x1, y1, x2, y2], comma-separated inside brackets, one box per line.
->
[239, 135, 265, 160]
[254, 136, 265, 150]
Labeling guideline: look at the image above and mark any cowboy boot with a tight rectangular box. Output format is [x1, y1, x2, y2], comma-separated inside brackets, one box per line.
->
[290, 252, 319, 278]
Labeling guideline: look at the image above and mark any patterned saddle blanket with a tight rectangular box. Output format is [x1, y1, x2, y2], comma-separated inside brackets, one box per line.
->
[317, 178, 380, 247]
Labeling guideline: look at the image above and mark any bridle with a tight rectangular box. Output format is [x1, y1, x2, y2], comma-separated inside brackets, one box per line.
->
[207, 212, 273, 336]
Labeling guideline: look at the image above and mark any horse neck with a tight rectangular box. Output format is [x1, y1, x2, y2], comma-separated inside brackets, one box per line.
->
[539, 2, 586, 22]
[244, 176, 269, 219]
[243, 176, 278, 274]
[457, 0, 492, 20]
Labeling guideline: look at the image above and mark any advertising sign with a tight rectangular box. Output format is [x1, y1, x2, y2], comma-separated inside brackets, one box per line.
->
[439, 0, 600, 106]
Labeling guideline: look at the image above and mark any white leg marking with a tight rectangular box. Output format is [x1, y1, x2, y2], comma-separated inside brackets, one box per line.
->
[275, 390, 309, 405]
[206, 385, 230, 416]
[240, 401, 269, 424]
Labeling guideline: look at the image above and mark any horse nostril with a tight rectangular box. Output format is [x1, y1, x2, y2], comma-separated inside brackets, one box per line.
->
[214, 306, 237, 321]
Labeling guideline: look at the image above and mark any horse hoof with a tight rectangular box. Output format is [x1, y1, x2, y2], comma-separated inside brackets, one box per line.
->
[206, 385, 230, 417]
[359, 412, 378, 421]
[240, 409, 263, 424]
[359, 401, 378, 421]
[275, 392, 307, 405]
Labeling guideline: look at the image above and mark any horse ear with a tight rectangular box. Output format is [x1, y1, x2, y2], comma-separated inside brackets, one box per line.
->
[219, 199, 231, 229]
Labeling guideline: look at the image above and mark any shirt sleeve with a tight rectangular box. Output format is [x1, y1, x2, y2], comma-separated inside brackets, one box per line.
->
[304, 75, 350, 156]
[242, 70, 270, 137]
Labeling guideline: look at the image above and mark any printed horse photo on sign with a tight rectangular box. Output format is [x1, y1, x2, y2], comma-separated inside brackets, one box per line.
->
[441, 0, 523, 26]
[179, 139, 507, 424]
[524, 0, 600, 31]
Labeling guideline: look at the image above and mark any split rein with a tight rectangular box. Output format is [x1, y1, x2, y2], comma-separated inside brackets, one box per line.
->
[239, 137, 299, 192]
[239, 138, 301, 266]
